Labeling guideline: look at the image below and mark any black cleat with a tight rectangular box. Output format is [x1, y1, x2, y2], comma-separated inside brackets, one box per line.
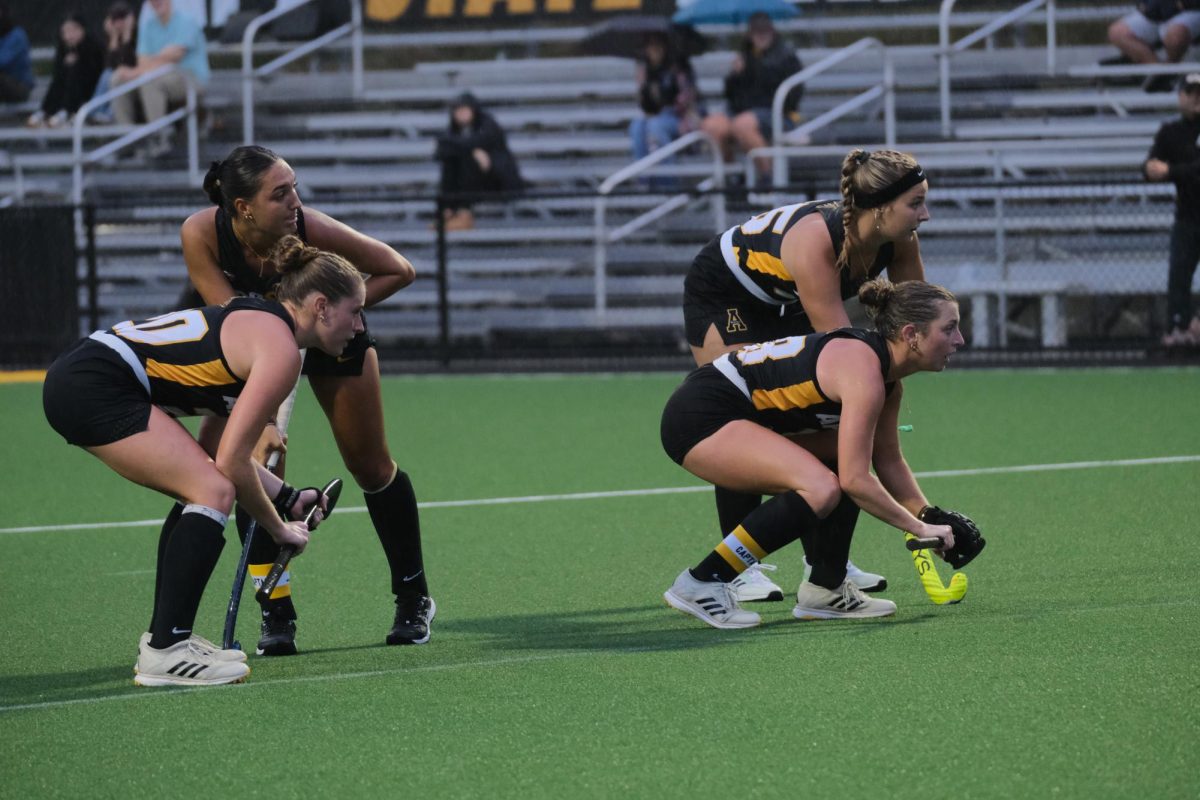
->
[386, 595, 436, 645]
[256, 610, 298, 656]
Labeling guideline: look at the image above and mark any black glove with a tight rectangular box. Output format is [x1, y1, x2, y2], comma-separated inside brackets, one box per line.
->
[919, 505, 986, 569]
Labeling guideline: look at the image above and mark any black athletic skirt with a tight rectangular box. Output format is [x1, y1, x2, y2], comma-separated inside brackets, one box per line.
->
[660, 364, 757, 465]
[682, 236, 816, 348]
[43, 339, 152, 447]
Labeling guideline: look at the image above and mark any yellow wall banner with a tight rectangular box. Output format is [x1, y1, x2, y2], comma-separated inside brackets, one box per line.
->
[366, 0, 671, 24]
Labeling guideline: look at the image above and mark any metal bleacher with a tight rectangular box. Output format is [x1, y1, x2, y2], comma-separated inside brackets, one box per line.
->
[1, 0, 1186, 359]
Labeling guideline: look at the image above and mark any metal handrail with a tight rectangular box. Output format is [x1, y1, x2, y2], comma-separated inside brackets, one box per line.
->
[769, 37, 894, 187]
[242, 0, 363, 143]
[593, 130, 726, 315]
[939, 0, 1056, 138]
[67, 63, 199, 205]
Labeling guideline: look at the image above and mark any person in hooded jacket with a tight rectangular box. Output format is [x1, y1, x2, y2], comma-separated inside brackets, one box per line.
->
[433, 92, 524, 231]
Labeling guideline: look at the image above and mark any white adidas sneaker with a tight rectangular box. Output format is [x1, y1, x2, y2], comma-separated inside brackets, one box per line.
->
[135, 632, 247, 672]
[793, 579, 897, 621]
[664, 570, 761, 630]
[802, 558, 887, 592]
[729, 562, 785, 602]
[134, 637, 251, 687]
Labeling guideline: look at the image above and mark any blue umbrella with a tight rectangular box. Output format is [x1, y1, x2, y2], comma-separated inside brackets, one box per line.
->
[672, 0, 799, 26]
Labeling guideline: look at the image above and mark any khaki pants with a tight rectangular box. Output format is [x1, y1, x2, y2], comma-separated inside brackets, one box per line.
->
[111, 70, 194, 130]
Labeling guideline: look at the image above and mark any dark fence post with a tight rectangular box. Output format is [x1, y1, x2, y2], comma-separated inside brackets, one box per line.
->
[435, 194, 450, 366]
[84, 203, 99, 332]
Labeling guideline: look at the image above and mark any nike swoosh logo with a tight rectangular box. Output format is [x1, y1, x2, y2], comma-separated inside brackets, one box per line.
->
[337, 354, 354, 362]
[402, 571, 423, 582]
[171, 627, 192, 635]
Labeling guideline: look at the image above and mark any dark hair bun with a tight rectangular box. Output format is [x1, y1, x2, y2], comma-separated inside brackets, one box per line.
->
[857, 277, 894, 311]
[270, 235, 319, 275]
[202, 160, 224, 207]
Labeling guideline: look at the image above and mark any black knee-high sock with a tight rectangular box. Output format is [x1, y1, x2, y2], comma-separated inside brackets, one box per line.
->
[236, 506, 297, 620]
[149, 506, 227, 649]
[714, 486, 763, 535]
[148, 501, 184, 633]
[807, 495, 861, 590]
[365, 469, 428, 597]
[692, 491, 820, 582]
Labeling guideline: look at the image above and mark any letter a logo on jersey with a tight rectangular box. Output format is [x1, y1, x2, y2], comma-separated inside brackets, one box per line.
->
[726, 308, 748, 334]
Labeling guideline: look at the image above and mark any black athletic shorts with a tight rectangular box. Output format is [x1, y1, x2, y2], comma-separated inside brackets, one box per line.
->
[682, 236, 816, 348]
[43, 338, 152, 447]
[303, 319, 376, 378]
[660, 363, 757, 465]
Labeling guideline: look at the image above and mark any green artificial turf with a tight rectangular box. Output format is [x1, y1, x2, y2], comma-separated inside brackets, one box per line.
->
[1, 368, 1197, 798]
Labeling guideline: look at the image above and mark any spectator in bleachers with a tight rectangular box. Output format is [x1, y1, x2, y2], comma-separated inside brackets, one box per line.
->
[1144, 72, 1200, 347]
[111, 0, 209, 157]
[700, 12, 802, 185]
[629, 31, 702, 188]
[88, 2, 138, 125]
[434, 92, 524, 231]
[26, 12, 104, 129]
[0, 2, 34, 104]
[1108, 0, 1200, 92]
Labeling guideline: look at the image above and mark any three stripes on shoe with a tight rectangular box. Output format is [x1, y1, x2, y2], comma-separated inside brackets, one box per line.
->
[165, 659, 210, 679]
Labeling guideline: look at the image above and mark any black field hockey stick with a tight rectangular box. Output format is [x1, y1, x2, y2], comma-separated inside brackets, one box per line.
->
[222, 356, 305, 651]
[255, 477, 343, 603]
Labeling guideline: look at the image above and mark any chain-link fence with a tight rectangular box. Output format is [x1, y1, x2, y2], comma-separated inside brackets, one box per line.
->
[7, 181, 1195, 371]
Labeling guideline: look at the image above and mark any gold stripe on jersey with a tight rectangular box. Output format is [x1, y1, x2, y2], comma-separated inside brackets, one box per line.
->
[144, 357, 237, 388]
[742, 249, 792, 282]
[751, 380, 824, 412]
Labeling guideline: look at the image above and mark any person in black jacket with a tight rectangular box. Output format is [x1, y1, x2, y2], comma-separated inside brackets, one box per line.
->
[1108, 0, 1200, 92]
[700, 12, 802, 184]
[433, 92, 524, 231]
[1145, 72, 1200, 346]
[26, 12, 104, 128]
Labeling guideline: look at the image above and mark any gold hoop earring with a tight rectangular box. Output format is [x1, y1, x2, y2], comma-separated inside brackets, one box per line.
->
[909, 340, 919, 353]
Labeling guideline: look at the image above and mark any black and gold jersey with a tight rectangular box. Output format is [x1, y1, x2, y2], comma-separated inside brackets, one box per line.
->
[712, 327, 893, 435]
[90, 296, 295, 418]
[716, 199, 894, 306]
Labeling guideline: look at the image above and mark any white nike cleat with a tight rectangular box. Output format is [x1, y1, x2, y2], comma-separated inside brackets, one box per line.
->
[793, 580, 897, 621]
[803, 558, 887, 592]
[729, 562, 785, 602]
[134, 637, 251, 687]
[664, 570, 761, 630]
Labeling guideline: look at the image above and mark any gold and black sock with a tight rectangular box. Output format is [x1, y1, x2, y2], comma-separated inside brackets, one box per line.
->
[691, 491, 820, 582]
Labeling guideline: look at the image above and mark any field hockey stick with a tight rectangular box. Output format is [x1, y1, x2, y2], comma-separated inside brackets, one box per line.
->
[221, 354, 305, 651]
[904, 532, 968, 605]
[255, 477, 343, 603]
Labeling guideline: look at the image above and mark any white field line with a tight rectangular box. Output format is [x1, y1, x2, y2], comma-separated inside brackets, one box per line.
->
[2, 454, 1198, 536]
[2, 596, 1195, 715]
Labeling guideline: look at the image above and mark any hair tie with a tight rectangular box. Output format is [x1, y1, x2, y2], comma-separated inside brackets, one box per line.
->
[854, 150, 871, 166]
